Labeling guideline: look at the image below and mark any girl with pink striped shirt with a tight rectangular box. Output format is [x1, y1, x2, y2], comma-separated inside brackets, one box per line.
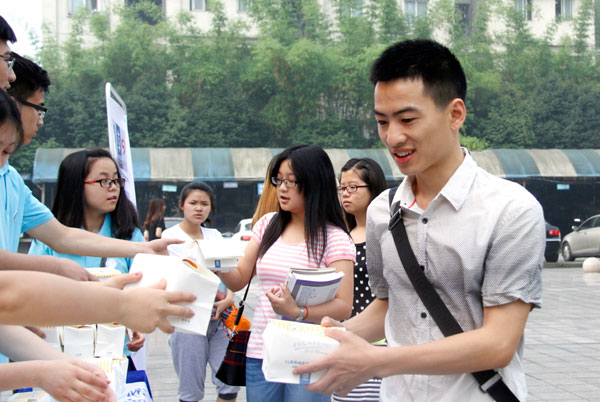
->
[218, 145, 356, 402]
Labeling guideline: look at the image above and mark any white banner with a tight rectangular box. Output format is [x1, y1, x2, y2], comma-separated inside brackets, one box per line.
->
[105, 83, 145, 370]
[105, 83, 137, 210]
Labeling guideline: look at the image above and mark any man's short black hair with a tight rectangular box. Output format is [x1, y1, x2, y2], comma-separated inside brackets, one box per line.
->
[0, 16, 17, 43]
[7, 53, 51, 101]
[369, 39, 467, 109]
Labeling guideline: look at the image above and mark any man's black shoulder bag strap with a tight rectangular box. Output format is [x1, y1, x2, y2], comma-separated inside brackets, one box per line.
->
[387, 187, 520, 402]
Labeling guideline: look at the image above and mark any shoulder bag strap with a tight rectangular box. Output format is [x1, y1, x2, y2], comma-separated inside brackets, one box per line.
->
[387, 189, 520, 402]
[232, 264, 255, 334]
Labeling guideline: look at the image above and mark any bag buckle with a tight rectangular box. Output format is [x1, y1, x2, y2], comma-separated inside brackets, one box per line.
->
[388, 209, 402, 231]
[479, 372, 503, 393]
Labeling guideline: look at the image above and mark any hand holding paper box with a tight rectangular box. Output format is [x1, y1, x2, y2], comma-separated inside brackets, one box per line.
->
[125, 253, 220, 335]
[188, 239, 244, 272]
[262, 319, 345, 384]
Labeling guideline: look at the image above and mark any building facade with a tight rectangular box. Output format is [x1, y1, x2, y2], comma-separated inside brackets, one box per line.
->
[43, 0, 595, 48]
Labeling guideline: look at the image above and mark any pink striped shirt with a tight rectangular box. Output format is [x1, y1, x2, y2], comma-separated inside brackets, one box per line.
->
[246, 212, 356, 359]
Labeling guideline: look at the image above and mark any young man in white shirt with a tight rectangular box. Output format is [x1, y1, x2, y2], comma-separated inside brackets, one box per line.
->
[296, 39, 544, 402]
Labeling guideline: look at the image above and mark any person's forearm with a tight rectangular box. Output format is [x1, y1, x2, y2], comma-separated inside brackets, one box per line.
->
[0, 325, 65, 361]
[0, 361, 57, 391]
[0, 271, 126, 327]
[29, 219, 146, 258]
[218, 268, 246, 292]
[369, 302, 530, 377]
[304, 260, 353, 323]
[304, 296, 353, 323]
[345, 297, 388, 342]
[0, 250, 61, 275]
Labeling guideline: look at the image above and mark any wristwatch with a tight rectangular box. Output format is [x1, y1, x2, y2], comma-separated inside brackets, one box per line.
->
[295, 307, 306, 321]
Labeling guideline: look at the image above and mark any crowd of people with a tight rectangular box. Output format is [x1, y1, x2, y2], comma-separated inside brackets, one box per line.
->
[0, 11, 545, 402]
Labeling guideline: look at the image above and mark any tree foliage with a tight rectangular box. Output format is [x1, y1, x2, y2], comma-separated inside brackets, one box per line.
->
[10, 0, 600, 173]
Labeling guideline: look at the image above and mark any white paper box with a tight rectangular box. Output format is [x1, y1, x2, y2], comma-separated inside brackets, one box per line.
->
[39, 326, 62, 351]
[262, 319, 344, 384]
[84, 357, 128, 397]
[189, 239, 244, 272]
[126, 253, 220, 335]
[63, 325, 95, 359]
[95, 323, 126, 358]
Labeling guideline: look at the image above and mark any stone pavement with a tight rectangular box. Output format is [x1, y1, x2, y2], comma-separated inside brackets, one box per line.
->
[144, 266, 600, 402]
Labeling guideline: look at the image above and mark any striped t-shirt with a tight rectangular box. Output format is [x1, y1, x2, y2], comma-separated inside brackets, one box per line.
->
[246, 212, 356, 359]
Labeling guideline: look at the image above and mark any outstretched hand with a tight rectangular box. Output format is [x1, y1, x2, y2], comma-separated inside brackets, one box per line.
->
[294, 317, 379, 396]
[126, 330, 145, 352]
[102, 271, 142, 290]
[144, 238, 184, 255]
[56, 258, 99, 282]
[120, 278, 196, 334]
[39, 359, 115, 402]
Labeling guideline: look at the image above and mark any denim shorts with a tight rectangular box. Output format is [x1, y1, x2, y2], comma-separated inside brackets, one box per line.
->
[245, 357, 331, 402]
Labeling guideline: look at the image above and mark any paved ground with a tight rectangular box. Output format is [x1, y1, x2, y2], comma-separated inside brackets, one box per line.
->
[143, 264, 600, 402]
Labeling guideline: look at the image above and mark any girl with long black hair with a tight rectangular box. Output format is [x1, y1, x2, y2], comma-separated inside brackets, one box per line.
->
[29, 147, 146, 355]
[219, 144, 356, 402]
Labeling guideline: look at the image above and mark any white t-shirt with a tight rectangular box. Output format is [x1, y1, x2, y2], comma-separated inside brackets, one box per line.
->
[162, 223, 223, 259]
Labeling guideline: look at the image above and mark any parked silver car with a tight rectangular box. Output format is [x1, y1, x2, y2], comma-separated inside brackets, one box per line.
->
[561, 214, 600, 261]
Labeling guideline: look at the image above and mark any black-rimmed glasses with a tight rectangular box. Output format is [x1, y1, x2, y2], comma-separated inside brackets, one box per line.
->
[84, 178, 126, 188]
[270, 177, 299, 188]
[0, 54, 15, 71]
[337, 184, 368, 194]
[17, 99, 48, 120]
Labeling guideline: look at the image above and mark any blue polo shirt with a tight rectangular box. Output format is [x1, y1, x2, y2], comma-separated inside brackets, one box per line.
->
[0, 163, 53, 364]
[0, 163, 53, 252]
[28, 214, 145, 274]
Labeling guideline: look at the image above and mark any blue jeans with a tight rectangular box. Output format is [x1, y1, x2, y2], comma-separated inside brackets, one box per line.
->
[246, 357, 331, 402]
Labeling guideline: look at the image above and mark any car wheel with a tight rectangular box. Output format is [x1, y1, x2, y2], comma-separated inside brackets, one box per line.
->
[546, 253, 559, 263]
[562, 242, 574, 262]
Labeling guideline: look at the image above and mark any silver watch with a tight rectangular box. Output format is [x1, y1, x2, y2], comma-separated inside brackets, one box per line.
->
[295, 307, 306, 321]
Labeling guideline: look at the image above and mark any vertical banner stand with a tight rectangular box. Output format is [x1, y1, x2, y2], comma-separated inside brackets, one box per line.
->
[105, 83, 146, 371]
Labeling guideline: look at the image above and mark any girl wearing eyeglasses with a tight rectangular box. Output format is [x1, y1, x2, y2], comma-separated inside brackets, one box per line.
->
[333, 158, 387, 402]
[28, 148, 146, 358]
[218, 145, 356, 402]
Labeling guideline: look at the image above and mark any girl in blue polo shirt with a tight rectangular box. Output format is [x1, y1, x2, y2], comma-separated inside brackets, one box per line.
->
[29, 148, 146, 357]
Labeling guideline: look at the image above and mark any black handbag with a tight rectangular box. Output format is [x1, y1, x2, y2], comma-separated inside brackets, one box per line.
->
[216, 266, 255, 387]
[387, 187, 520, 402]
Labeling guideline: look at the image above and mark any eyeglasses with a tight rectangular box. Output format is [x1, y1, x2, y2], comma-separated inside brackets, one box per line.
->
[16, 99, 48, 120]
[84, 178, 126, 188]
[0, 54, 15, 71]
[270, 177, 299, 188]
[337, 184, 369, 194]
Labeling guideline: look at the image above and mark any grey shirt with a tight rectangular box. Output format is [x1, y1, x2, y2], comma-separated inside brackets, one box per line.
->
[366, 152, 544, 402]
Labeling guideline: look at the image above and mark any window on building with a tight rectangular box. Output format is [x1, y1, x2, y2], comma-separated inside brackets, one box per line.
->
[555, 0, 572, 20]
[404, 0, 428, 23]
[191, 0, 208, 11]
[238, 0, 249, 12]
[69, 0, 98, 14]
[515, 0, 532, 21]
